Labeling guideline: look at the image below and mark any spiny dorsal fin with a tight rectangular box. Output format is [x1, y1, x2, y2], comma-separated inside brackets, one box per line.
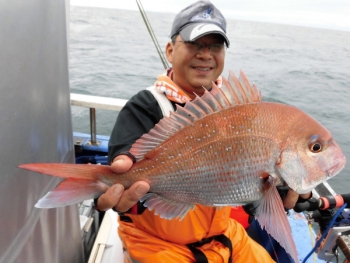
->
[130, 70, 261, 161]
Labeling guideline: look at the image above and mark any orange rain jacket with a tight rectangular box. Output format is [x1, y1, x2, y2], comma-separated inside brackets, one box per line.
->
[118, 205, 275, 263]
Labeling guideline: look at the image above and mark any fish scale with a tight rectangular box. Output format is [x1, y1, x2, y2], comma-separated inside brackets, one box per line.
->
[125, 103, 282, 205]
[18, 70, 346, 263]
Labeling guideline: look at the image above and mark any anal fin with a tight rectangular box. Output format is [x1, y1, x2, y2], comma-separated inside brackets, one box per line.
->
[140, 193, 194, 220]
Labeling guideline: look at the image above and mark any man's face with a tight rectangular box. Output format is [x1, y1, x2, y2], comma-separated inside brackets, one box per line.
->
[166, 33, 226, 98]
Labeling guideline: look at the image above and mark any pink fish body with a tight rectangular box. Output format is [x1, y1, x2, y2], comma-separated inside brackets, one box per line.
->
[19, 71, 346, 263]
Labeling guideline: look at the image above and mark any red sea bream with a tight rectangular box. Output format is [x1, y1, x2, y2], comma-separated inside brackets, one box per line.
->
[19, 71, 346, 263]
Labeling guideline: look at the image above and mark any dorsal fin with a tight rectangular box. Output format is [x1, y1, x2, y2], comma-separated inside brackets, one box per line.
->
[130, 70, 261, 161]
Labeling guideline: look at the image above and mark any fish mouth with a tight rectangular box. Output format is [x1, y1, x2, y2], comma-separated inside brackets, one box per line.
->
[326, 156, 346, 178]
[297, 156, 346, 194]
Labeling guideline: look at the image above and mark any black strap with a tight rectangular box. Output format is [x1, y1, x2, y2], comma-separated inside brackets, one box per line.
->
[187, 234, 233, 263]
[187, 245, 209, 263]
[214, 235, 233, 263]
[116, 200, 148, 223]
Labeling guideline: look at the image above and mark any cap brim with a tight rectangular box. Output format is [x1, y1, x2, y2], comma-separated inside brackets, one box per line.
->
[179, 23, 230, 47]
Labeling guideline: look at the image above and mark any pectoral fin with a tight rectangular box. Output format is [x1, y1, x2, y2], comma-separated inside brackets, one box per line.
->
[255, 184, 299, 263]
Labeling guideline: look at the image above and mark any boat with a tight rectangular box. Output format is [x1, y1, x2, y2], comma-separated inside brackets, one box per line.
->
[1, 0, 349, 263]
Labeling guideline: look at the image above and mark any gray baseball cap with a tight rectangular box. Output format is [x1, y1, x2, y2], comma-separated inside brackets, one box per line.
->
[170, 0, 230, 47]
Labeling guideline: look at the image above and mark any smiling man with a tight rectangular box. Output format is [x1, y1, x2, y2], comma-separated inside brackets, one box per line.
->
[166, 33, 226, 98]
[95, 1, 307, 262]
[165, 2, 229, 98]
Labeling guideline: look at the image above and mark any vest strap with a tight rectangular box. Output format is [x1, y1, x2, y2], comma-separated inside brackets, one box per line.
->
[146, 86, 174, 117]
[187, 234, 233, 263]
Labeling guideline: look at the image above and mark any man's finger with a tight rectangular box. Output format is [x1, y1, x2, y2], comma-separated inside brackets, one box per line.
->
[300, 192, 312, 200]
[113, 181, 150, 212]
[283, 188, 299, 209]
[111, 155, 133, 173]
[97, 184, 125, 211]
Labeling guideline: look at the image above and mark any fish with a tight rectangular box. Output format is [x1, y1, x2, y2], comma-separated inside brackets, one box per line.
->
[18, 70, 346, 263]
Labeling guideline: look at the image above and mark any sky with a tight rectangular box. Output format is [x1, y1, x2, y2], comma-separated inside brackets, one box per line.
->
[70, 0, 350, 32]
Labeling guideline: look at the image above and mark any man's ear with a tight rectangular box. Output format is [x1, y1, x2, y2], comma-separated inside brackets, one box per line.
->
[166, 42, 173, 64]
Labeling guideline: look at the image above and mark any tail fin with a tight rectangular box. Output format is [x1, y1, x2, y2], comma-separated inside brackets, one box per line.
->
[18, 163, 113, 208]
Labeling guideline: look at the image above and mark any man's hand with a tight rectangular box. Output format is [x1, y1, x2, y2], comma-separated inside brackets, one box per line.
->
[96, 155, 150, 212]
[283, 187, 312, 209]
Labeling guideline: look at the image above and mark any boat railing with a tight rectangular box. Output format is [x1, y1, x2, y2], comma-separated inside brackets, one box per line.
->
[70, 93, 127, 145]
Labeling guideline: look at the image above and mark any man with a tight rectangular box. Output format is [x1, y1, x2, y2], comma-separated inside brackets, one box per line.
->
[95, 1, 311, 262]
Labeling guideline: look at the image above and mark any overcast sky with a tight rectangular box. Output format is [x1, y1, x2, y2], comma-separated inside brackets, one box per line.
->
[70, 0, 350, 32]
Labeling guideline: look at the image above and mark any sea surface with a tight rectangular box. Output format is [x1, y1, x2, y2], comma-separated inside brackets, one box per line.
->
[69, 6, 350, 194]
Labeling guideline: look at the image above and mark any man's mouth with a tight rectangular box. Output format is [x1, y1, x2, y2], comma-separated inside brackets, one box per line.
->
[194, 67, 212, 71]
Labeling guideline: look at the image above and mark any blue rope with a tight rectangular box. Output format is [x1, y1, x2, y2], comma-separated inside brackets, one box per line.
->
[302, 203, 347, 263]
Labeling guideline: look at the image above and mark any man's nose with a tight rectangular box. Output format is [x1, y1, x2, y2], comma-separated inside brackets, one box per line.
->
[197, 45, 212, 58]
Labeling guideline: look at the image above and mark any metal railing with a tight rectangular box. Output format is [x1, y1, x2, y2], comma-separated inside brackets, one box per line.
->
[70, 93, 127, 145]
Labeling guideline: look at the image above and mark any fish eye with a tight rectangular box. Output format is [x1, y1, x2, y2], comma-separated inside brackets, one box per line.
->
[309, 142, 323, 153]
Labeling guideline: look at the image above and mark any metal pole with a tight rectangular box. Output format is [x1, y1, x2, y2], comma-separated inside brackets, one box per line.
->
[89, 108, 97, 144]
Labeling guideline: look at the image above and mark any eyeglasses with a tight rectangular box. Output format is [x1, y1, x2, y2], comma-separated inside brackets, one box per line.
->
[174, 41, 226, 54]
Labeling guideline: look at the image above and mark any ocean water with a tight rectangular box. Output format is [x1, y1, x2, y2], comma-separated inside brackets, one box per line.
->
[69, 6, 350, 193]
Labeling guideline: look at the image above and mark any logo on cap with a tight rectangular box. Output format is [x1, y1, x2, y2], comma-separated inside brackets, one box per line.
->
[190, 7, 221, 24]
